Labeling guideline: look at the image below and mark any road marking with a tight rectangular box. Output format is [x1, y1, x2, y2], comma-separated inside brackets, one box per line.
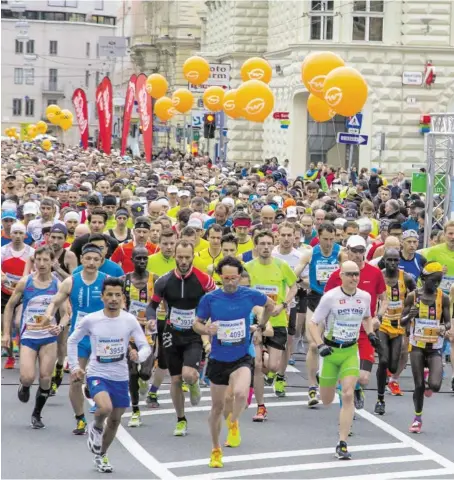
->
[286, 364, 300, 373]
[178, 454, 427, 480]
[314, 468, 454, 480]
[163, 442, 407, 468]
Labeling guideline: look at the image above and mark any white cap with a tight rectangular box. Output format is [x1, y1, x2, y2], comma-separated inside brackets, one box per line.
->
[64, 211, 80, 223]
[286, 206, 298, 218]
[357, 217, 372, 232]
[167, 185, 178, 194]
[346, 235, 366, 249]
[187, 218, 203, 229]
[157, 198, 170, 207]
[178, 190, 191, 198]
[81, 182, 92, 190]
[23, 202, 39, 216]
[273, 196, 283, 208]
[221, 197, 235, 208]
[11, 222, 26, 233]
[334, 217, 347, 228]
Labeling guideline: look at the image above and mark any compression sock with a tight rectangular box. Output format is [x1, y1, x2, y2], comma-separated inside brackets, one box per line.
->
[378, 394, 385, 402]
[177, 416, 187, 423]
[76, 413, 86, 422]
[414, 411, 422, 422]
[33, 387, 50, 416]
[149, 385, 159, 394]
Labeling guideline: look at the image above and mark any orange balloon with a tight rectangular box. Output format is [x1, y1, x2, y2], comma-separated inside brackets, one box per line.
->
[240, 57, 272, 84]
[172, 88, 194, 114]
[146, 74, 168, 99]
[222, 89, 241, 119]
[307, 94, 336, 122]
[236, 80, 274, 123]
[302, 52, 345, 99]
[203, 86, 225, 112]
[154, 96, 175, 122]
[323, 67, 368, 117]
[183, 56, 210, 86]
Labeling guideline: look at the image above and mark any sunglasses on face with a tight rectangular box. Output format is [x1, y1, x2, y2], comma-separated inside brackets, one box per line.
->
[350, 248, 366, 254]
[344, 272, 360, 277]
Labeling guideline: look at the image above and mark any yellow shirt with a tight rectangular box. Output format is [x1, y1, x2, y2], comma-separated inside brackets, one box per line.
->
[146, 251, 176, 276]
[105, 216, 117, 231]
[194, 247, 222, 273]
[194, 238, 209, 254]
[167, 205, 180, 219]
[237, 238, 254, 255]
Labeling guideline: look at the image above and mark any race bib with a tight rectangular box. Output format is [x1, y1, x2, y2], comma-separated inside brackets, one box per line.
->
[25, 306, 50, 331]
[217, 319, 246, 345]
[332, 320, 359, 343]
[169, 308, 195, 330]
[316, 263, 338, 282]
[5, 273, 21, 291]
[255, 285, 279, 302]
[440, 276, 454, 293]
[388, 300, 402, 310]
[414, 318, 439, 343]
[129, 300, 147, 324]
[96, 337, 125, 363]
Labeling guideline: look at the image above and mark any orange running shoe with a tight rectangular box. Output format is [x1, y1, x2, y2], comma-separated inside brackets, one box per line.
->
[4, 357, 15, 369]
[387, 380, 403, 396]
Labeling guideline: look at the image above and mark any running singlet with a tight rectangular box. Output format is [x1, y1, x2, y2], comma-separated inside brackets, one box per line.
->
[399, 252, 425, 282]
[237, 239, 254, 255]
[21, 275, 59, 340]
[421, 243, 454, 294]
[1, 243, 35, 295]
[409, 289, 444, 350]
[312, 287, 372, 344]
[73, 259, 124, 278]
[196, 286, 267, 362]
[309, 243, 341, 295]
[379, 270, 407, 336]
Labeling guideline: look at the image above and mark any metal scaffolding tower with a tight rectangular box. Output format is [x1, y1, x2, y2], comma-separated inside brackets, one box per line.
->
[423, 113, 454, 247]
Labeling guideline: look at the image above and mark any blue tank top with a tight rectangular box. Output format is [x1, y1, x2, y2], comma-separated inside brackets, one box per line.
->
[399, 253, 424, 282]
[309, 243, 341, 294]
[242, 250, 254, 263]
[69, 271, 107, 334]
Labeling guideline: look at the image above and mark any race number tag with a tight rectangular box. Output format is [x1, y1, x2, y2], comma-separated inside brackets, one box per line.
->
[333, 320, 359, 343]
[255, 285, 278, 302]
[217, 319, 246, 345]
[26, 306, 49, 331]
[414, 318, 439, 344]
[169, 308, 195, 330]
[440, 276, 454, 293]
[129, 300, 147, 325]
[96, 337, 125, 363]
[316, 263, 338, 282]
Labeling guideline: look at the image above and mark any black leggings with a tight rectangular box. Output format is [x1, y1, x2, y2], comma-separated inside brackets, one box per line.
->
[128, 345, 155, 407]
[376, 331, 403, 396]
[410, 346, 443, 414]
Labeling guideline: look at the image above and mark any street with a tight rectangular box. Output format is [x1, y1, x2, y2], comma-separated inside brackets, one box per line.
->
[2, 357, 454, 480]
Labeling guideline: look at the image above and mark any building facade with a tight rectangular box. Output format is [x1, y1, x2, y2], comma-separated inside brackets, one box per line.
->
[201, 0, 454, 176]
[1, 0, 117, 144]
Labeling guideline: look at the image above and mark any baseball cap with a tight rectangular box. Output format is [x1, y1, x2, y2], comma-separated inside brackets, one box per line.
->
[64, 211, 80, 222]
[178, 190, 190, 198]
[167, 185, 179, 194]
[50, 224, 68, 236]
[286, 206, 298, 218]
[23, 202, 39, 216]
[371, 168, 378, 173]
[131, 203, 145, 217]
[1, 210, 17, 221]
[4, 174, 16, 181]
[187, 218, 203, 230]
[345, 209, 358, 220]
[402, 229, 419, 240]
[346, 235, 366, 249]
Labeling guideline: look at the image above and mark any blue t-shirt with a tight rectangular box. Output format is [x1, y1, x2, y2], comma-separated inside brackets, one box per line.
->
[1, 232, 34, 247]
[196, 286, 267, 362]
[402, 218, 419, 232]
[203, 217, 233, 229]
[73, 259, 124, 278]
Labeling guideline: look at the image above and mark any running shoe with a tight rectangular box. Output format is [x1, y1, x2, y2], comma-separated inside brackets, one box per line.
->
[182, 381, 189, 392]
[18, 384, 30, 403]
[146, 392, 160, 408]
[374, 401, 386, 416]
[49, 382, 58, 397]
[274, 378, 286, 398]
[451, 376, 454, 393]
[31, 414, 45, 429]
[94, 454, 113, 473]
[209, 447, 223, 468]
[409, 420, 422, 434]
[64, 361, 70, 373]
[296, 338, 306, 354]
[173, 420, 188, 436]
[288, 357, 296, 366]
[225, 420, 241, 448]
[335, 441, 352, 460]
[354, 388, 365, 409]
[4, 357, 15, 369]
[1, 348, 8, 357]
[73, 418, 87, 435]
[308, 388, 319, 408]
[138, 378, 149, 397]
[252, 405, 267, 422]
[188, 382, 201, 406]
[387, 380, 403, 396]
[264, 372, 275, 386]
[128, 411, 142, 428]
[89, 404, 97, 414]
[87, 422, 103, 454]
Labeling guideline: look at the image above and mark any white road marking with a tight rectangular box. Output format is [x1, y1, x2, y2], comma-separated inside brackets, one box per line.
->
[313, 469, 454, 480]
[286, 364, 300, 373]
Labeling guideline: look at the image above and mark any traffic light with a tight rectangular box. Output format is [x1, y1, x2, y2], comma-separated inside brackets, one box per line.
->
[204, 113, 216, 139]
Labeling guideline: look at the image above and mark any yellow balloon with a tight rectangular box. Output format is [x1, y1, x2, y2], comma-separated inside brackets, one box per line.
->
[5, 128, 11, 137]
[46, 104, 62, 125]
[36, 121, 48, 134]
[323, 67, 368, 117]
[10, 126, 17, 134]
[307, 94, 336, 122]
[154, 96, 175, 122]
[236, 80, 274, 123]
[172, 88, 194, 114]
[183, 56, 210, 86]
[41, 139, 52, 151]
[203, 86, 225, 112]
[222, 89, 241, 119]
[240, 57, 272, 84]
[27, 125, 37, 138]
[58, 110, 73, 131]
[302, 52, 345, 99]
[146, 74, 168, 99]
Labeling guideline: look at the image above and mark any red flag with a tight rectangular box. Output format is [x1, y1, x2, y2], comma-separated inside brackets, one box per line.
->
[96, 76, 113, 154]
[121, 74, 137, 156]
[72, 88, 89, 150]
[135, 73, 153, 163]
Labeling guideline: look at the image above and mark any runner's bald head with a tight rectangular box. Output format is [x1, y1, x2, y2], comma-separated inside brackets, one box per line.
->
[384, 235, 400, 250]
[341, 260, 360, 274]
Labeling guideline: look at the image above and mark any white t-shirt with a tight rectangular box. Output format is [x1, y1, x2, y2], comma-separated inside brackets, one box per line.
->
[272, 247, 309, 278]
[27, 218, 64, 242]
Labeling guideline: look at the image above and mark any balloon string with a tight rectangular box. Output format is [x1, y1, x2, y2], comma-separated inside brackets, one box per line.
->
[331, 117, 341, 170]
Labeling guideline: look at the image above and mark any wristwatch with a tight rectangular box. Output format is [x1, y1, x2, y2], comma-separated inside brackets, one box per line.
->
[282, 302, 288, 309]
[257, 324, 266, 332]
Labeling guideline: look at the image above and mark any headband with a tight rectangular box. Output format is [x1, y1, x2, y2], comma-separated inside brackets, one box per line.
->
[81, 245, 102, 256]
[64, 211, 80, 223]
[233, 218, 252, 228]
[11, 222, 26, 233]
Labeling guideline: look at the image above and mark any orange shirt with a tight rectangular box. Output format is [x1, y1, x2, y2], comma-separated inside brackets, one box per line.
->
[110, 240, 159, 274]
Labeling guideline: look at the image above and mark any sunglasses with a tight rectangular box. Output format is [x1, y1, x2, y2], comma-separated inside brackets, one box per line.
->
[220, 275, 240, 281]
[350, 247, 366, 254]
[343, 272, 360, 277]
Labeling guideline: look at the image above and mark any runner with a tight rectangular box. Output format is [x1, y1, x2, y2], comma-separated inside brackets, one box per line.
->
[107, 208, 133, 244]
[67, 276, 151, 472]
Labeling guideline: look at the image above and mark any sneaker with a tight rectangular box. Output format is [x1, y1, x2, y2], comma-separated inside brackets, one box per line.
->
[128, 411, 142, 428]
[31, 414, 45, 429]
[18, 384, 30, 403]
[146, 392, 160, 408]
[89, 404, 97, 414]
[173, 420, 188, 436]
[138, 378, 149, 397]
[387, 380, 403, 396]
[94, 454, 113, 473]
[451, 377, 454, 393]
[4, 356, 15, 369]
[264, 372, 275, 386]
[335, 441, 352, 460]
[252, 405, 267, 422]
[182, 381, 189, 393]
[73, 418, 87, 435]
[1, 348, 8, 357]
[64, 361, 70, 374]
[87, 422, 103, 454]
[209, 447, 223, 468]
[274, 378, 286, 398]
[225, 420, 241, 448]
[188, 382, 201, 406]
[354, 388, 365, 409]
[308, 388, 319, 408]
[374, 401, 386, 415]
[49, 382, 57, 397]
[409, 420, 422, 434]
[296, 338, 306, 354]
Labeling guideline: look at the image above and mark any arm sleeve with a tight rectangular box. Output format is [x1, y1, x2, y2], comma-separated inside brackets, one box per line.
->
[130, 318, 152, 363]
[311, 293, 333, 325]
[67, 316, 90, 372]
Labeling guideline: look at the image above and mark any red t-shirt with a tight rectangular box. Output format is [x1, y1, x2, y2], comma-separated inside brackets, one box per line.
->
[366, 241, 383, 261]
[110, 240, 159, 274]
[310, 237, 319, 247]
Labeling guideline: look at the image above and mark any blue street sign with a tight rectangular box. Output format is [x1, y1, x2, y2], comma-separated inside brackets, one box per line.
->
[337, 132, 368, 145]
[346, 113, 363, 130]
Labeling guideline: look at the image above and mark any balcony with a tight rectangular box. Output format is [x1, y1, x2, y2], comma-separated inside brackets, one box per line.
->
[41, 82, 65, 96]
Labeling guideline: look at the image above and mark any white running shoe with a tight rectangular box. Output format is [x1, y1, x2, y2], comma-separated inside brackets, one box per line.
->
[87, 421, 103, 454]
[93, 454, 113, 473]
[128, 411, 142, 428]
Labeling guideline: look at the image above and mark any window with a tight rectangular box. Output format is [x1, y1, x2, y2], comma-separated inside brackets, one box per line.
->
[68, 12, 84, 21]
[49, 40, 58, 55]
[2, 9, 20, 18]
[14, 68, 24, 84]
[94, 0, 103, 10]
[15, 39, 23, 54]
[25, 98, 35, 117]
[85, 70, 90, 88]
[86, 42, 90, 58]
[47, 99, 58, 106]
[43, 11, 65, 20]
[13, 98, 22, 116]
[26, 39, 34, 54]
[25, 11, 40, 20]
[352, 0, 384, 41]
[95, 71, 100, 86]
[90, 15, 115, 25]
[25, 68, 34, 85]
[49, 68, 58, 90]
[310, 0, 334, 40]
[48, 0, 78, 6]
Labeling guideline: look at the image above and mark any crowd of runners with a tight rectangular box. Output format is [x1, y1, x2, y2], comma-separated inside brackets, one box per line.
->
[1, 141, 453, 472]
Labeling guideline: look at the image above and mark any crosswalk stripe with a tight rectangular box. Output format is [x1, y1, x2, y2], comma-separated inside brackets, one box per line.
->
[312, 468, 454, 480]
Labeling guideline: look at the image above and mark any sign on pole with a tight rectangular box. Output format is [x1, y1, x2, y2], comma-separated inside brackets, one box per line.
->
[98, 36, 127, 57]
[337, 132, 368, 145]
[188, 63, 231, 92]
[346, 113, 363, 130]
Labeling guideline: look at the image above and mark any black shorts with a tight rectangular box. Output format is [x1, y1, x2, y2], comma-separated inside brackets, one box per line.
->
[163, 326, 203, 377]
[206, 354, 253, 386]
[296, 289, 308, 314]
[156, 320, 168, 370]
[264, 326, 287, 351]
[288, 307, 297, 336]
[307, 291, 323, 312]
[1, 292, 11, 316]
[128, 340, 155, 379]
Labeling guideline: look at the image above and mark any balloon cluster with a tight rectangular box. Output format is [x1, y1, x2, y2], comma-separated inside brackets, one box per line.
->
[302, 52, 368, 122]
[46, 104, 74, 131]
[4, 127, 19, 140]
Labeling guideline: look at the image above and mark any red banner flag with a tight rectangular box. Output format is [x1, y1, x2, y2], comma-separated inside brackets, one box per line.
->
[95, 76, 113, 154]
[72, 88, 89, 150]
[135, 73, 153, 163]
[120, 74, 137, 156]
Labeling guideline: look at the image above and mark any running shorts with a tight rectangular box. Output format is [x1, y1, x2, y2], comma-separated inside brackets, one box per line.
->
[87, 376, 130, 408]
[319, 343, 360, 388]
[288, 307, 297, 336]
[21, 337, 57, 352]
[307, 291, 323, 312]
[358, 329, 375, 367]
[163, 326, 203, 377]
[206, 354, 253, 386]
[264, 326, 287, 351]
